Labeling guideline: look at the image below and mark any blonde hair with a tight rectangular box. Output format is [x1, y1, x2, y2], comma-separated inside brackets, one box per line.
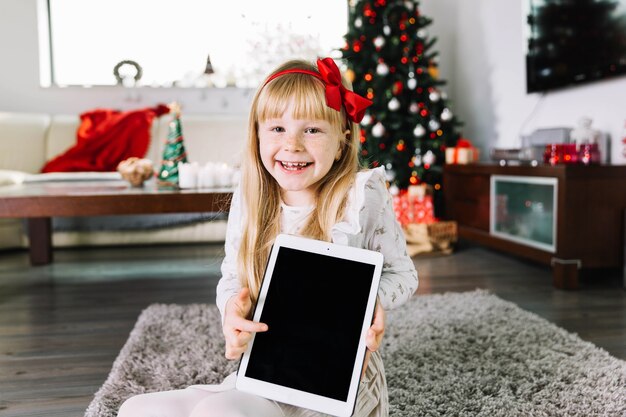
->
[238, 59, 363, 301]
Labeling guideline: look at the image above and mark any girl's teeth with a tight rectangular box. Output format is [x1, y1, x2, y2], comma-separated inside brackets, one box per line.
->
[281, 161, 309, 170]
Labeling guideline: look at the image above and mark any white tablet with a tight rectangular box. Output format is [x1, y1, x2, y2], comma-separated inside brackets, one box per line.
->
[236, 234, 383, 417]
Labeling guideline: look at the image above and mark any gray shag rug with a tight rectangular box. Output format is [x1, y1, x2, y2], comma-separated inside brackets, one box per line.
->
[85, 290, 626, 417]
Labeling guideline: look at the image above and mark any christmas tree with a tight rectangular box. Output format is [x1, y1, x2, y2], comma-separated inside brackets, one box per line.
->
[341, 0, 462, 217]
[158, 103, 188, 187]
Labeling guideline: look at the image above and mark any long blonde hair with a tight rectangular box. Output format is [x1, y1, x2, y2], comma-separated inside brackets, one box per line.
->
[238, 59, 363, 301]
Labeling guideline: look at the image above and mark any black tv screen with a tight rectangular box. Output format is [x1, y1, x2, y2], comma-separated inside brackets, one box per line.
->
[525, 0, 626, 93]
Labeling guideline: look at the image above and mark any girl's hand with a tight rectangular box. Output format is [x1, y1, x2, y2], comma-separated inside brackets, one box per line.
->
[222, 288, 268, 360]
[362, 301, 385, 378]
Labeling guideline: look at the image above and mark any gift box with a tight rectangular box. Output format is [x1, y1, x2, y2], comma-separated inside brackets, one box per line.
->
[445, 139, 479, 164]
[392, 188, 436, 227]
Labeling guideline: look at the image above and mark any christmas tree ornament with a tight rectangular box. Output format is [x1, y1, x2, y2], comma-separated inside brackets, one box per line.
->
[441, 108, 453, 121]
[412, 154, 422, 166]
[409, 102, 419, 113]
[428, 65, 439, 79]
[361, 113, 372, 126]
[383, 25, 391, 35]
[429, 119, 441, 131]
[376, 62, 389, 75]
[413, 124, 426, 137]
[345, 68, 356, 83]
[355, 17, 363, 28]
[407, 78, 417, 89]
[423, 150, 436, 165]
[389, 184, 400, 196]
[388, 97, 400, 111]
[385, 168, 396, 181]
[373, 36, 385, 49]
[393, 80, 404, 95]
[158, 102, 188, 187]
[429, 90, 441, 102]
[372, 122, 385, 137]
[417, 29, 428, 39]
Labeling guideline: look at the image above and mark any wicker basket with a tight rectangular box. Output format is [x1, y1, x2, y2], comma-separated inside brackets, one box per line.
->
[403, 221, 458, 256]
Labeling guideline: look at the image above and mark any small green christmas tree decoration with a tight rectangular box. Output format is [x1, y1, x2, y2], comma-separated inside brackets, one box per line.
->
[341, 0, 463, 216]
[158, 102, 188, 187]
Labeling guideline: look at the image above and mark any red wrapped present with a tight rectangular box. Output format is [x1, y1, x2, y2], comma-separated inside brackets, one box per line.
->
[392, 189, 436, 226]
[445, 138, 479, 164]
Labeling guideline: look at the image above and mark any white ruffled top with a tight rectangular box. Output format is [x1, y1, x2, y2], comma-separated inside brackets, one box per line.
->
[216, 167, 418, 319]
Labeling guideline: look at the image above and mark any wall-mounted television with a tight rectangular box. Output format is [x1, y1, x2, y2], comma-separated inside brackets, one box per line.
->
[524, 0, 626, 93]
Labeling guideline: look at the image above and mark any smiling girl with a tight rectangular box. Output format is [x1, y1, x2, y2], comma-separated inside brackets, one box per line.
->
[118, 58, 418, 417]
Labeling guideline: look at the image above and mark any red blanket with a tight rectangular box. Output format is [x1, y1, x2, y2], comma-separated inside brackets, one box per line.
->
[41, 104, 170, 173]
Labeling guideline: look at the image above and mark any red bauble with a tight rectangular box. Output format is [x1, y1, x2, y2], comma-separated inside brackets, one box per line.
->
[393, 81, 404, 95]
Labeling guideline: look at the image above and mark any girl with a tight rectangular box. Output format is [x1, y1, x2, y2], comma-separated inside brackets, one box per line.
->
[118, 57, 418, 417]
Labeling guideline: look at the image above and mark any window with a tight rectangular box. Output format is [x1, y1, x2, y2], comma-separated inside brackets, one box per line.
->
[42, 0, 348, 88]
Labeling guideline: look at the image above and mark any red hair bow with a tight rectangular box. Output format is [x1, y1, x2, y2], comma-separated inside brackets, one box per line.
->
[263, 58, 373, 124]
[316, 58, 372, 124]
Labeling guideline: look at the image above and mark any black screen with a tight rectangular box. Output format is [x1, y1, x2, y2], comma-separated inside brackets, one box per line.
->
[525, 0, 626, 93]
[244, 247, 375, 401]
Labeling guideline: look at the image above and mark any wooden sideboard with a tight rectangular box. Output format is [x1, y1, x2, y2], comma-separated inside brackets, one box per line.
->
[442, 163, 626, 289]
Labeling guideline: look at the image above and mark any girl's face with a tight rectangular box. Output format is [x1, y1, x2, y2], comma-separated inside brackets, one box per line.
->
[258, 102, 344, 207]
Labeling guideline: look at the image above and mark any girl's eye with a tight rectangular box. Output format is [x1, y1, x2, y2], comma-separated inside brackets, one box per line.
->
[305, 127, 321, 134]
[271, 127, 285, 133]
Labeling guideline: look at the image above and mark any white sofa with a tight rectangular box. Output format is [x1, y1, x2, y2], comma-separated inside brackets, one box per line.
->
[0, 111, 248, 250]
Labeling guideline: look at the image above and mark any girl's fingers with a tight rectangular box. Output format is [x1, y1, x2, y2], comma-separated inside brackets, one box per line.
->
[366, 304, 386, 352]
[366, 329, 381, 352]
[229, 316, 268, 333]
[225, 344, 247, 360]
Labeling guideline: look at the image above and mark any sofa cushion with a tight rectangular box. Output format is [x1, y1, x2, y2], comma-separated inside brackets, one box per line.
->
[46, 115, 81, 161]
[0, 112, 49, 173]
[148, 114, 247, 167]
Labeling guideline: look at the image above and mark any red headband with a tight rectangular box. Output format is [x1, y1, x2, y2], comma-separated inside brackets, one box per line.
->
[263, 58, 373, 124]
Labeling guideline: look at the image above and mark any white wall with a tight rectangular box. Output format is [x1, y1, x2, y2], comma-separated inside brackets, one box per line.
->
[1, 0, 625, 163]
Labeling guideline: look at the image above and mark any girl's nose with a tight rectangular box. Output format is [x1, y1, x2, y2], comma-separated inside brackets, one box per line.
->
[284, 133, 304, 152]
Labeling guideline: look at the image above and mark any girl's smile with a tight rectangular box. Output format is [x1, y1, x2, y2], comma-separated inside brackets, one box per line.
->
[277, 160, 313, 171]
[258, 102, 344, 207]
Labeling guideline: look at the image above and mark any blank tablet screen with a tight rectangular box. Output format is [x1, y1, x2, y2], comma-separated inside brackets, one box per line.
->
[244, 246, 375, 401]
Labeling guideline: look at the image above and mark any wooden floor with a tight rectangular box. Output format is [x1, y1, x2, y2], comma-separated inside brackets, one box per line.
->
[0, 241, 624, 417]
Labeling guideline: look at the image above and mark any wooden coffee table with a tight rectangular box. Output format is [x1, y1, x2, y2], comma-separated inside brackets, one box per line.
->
[0, 180, 233, 265]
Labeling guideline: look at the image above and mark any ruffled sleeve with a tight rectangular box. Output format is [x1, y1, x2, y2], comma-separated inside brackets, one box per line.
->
[216, 185, 243, 322]
[334, 167, 418, 310]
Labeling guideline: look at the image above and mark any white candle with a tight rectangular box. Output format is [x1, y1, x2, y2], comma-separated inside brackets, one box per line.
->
[178, 162, 198, 188]
[198, 162, 216, 188]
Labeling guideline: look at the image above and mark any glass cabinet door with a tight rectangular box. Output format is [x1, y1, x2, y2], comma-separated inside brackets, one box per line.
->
[490, 175, 557, 252]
